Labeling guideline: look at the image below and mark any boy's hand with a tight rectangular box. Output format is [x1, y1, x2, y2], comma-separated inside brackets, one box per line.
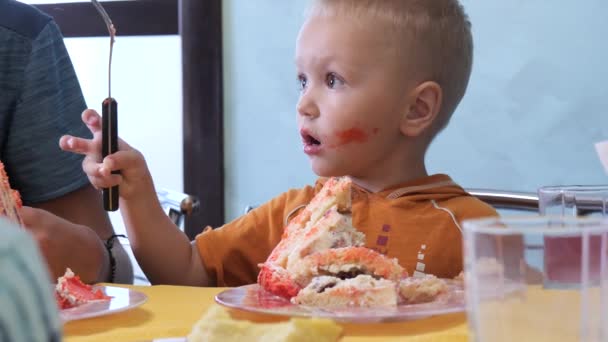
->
[59, 109, 153, 201]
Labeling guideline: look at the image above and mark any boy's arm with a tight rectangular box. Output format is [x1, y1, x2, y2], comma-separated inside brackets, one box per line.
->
[60, 109, 210, 286]
[120, 188, 211, 286]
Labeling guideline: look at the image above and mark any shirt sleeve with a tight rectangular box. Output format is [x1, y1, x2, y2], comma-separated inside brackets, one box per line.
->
[195, 185, 317, 286]
[4, 20, 91, 204]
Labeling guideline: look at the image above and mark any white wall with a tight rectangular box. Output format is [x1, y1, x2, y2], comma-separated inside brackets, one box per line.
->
[222, 0, 608, 222]
[64, 36, 183, 236]
[65, 36, 182, 283]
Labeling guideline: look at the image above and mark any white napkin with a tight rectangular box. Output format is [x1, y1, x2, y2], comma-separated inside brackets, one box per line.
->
[596, 140, 608, 175]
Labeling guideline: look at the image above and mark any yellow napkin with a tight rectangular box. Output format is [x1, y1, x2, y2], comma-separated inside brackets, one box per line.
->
[187, 305, 342, 342]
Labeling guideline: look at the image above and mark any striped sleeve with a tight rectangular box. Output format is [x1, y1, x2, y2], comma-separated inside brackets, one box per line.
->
[3, 20, 91, 204]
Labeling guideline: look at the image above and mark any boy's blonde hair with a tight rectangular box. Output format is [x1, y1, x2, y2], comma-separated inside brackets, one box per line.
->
[307, 0, 473, 135]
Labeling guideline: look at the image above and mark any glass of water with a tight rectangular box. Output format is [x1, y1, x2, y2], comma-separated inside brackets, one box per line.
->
[463, 216, 608, 342]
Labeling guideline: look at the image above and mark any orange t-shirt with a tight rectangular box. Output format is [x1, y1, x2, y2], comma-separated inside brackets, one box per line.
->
[195, 174, 498, 286]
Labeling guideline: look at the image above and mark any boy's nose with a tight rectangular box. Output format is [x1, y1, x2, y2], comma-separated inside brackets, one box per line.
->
[296, 91, 320, 119]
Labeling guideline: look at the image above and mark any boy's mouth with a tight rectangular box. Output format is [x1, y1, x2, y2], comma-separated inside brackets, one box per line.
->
[301, 129, 322, 155]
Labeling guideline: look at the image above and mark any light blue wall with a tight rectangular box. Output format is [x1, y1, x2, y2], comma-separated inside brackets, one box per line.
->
[223, 1, 608, 221]
[223, 0, 312, 220]
[429, 0, 608, 191]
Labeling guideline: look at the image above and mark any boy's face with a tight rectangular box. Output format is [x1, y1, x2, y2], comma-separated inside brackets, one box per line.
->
[295, 14, 414, 179]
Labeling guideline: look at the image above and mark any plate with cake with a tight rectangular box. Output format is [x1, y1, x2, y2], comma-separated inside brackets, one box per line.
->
[216, 280, 463, 323]
[0, 163, 148, 322]
[56, 268, 147, 322]
[216, 177, 465, 323]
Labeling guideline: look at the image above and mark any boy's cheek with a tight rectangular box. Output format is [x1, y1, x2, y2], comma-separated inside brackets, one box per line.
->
[326, 126, 376, 149]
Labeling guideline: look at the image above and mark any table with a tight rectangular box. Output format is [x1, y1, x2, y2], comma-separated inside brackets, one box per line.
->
[64, 284, 469, 342]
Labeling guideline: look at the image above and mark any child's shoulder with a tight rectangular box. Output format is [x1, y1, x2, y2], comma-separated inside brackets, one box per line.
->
[431, 189, 499, 221]
[382, 173, 498, 219]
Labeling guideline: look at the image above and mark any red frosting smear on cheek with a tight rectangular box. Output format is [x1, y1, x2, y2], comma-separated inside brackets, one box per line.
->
[330, 127, 369, 148]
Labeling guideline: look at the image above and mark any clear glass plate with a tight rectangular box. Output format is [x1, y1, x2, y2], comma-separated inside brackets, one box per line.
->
[215, 281, 464, 323]
[59, 285, 147, 322]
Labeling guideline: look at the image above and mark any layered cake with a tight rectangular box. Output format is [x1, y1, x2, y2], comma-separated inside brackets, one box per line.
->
[257, 177, 448, 308]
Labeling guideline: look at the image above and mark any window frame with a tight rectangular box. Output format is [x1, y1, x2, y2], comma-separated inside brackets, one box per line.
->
[34, 0, 225, 238]
[34, 0, 178, 37]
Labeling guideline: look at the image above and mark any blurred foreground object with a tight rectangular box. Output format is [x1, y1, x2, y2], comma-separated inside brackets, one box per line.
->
[0, 219, 62, 341]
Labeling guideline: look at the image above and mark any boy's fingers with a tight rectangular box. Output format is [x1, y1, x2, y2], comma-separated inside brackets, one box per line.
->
[59, 135, 98, 155]
[82, 109, 102, 134]
[82, 157, 104, 177]
[90, 174, 122, 189]
[102, 150, 144, 172]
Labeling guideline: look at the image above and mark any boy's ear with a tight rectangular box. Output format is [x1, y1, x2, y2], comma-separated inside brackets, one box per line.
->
[400, 81, 443, 137]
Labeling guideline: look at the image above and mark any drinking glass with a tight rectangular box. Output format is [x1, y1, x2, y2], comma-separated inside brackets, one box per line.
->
[538, 185, 608, 217]
[539, 185, 608, 287]
[463, 216, 608, 342]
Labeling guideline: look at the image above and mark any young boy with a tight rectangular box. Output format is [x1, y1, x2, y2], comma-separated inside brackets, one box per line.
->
[60, 0, 497, 287]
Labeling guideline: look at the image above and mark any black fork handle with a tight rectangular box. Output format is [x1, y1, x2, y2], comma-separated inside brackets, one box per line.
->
[102, 98, 119, 211]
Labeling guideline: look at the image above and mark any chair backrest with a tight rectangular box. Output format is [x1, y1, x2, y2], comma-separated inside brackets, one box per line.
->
[464, 188, 538, 212]
[156, 189, 200, 229]
[466, 188, 607, 215]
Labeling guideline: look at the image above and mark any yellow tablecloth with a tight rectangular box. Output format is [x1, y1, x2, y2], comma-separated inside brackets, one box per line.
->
[63, 284, 469, 342]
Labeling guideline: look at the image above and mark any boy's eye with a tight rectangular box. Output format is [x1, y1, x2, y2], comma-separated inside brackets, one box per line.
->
[297, 75, 307, 90]
[325, 72, 344, 89]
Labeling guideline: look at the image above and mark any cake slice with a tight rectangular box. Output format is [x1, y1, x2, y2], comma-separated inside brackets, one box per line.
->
[257, 263, 302, 299]
[289, 246, 406, 288]
[55, 268, 111, 309]
[264, 177, 353, 267]
[257, 176, 412, 308]
[258, 177, 354, 298]
[0, 161, 23, 226]
[398, 274, 448, 304]
[285, 205, 365, 273]
[293, 275, 398, 308]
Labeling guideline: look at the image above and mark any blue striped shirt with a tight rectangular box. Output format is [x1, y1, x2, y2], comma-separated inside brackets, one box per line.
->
[0, 0, 91, 204]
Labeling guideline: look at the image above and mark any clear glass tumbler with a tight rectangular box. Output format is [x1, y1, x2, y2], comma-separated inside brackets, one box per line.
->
[539, 185, 608, 287]
[463, 216, 608, 342]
